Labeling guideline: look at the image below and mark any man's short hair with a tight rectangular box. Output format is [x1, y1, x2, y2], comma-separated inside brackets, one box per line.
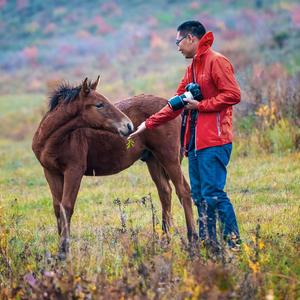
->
[177, 21, 206, 39]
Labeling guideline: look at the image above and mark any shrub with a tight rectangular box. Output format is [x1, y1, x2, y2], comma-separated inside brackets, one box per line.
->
[235, 67, 300, 154]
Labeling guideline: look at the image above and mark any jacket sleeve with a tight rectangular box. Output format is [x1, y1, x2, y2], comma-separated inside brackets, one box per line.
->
[197, 56, 241, 112]
[145, 104, 182, 129]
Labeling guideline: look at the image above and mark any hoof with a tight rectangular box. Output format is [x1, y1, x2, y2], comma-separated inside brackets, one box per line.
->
[187, 231, 199, 243]
[58, 238, 69, 260]
[57, 250, 67, 261]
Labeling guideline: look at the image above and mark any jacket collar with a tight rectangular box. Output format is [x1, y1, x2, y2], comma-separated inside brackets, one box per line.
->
[194, 31, 214, 60]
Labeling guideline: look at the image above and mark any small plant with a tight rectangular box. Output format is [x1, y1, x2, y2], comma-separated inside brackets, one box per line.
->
[243, 224, 265, 274]
[113, 198, 127, 233]
[126, 138, 135, 149]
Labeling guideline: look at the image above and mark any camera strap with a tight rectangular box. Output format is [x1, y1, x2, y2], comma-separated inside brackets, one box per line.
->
[180, 60, 197, 155]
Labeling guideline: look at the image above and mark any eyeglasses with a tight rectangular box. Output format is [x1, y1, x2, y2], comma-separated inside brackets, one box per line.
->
[175, 35, 188, 46]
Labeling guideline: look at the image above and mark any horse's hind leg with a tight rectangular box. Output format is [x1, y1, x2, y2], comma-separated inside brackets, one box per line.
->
[167, 164, 197, 241]
[146, 157, 173, 234]
[154, 155, 198, 242]
[44, 169, 63, 235]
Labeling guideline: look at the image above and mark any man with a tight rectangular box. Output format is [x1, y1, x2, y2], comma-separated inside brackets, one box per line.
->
[129, 21, 241, 250]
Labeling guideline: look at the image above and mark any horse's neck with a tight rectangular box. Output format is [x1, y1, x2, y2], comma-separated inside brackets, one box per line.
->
[33, 109, 84, 155]
[40, 110, 72, 137]
[48, 117, 83, 145]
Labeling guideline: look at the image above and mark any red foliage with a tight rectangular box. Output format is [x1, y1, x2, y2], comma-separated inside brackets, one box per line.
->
[266, 63, 288, 81]
[291, 6, 300, 28]
[44, 23, 56, 35]
[22, 46, 38, 66]
[28, 79, 42, 92]
[92, 15, 114, 34]
[189, 2, 200, 9]
[251, 63, 287, 84]
[150, 32, 167, 49]
[252, 64, 264, 80]
[0, 0, 6, 9]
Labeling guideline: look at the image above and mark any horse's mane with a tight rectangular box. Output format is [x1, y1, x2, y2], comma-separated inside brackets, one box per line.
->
[49, 81, 92, 112]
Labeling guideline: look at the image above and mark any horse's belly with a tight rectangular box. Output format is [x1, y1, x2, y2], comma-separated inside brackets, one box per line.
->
[85, 131, 145, 176]
[85, 154, 141, 176]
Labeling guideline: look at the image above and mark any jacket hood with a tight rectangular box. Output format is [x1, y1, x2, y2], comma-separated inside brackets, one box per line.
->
[194, 31, 214, 59]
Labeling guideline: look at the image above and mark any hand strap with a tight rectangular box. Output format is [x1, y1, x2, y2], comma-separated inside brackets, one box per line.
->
[180, 59, 197, 154]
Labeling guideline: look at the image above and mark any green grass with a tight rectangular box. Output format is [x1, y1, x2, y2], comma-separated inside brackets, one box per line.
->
[0, 94, 300, 298]
[0, 93, 44, 116]
[1, 135, 300, 298]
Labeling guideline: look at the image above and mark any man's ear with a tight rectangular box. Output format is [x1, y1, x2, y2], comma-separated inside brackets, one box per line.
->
[187, 33, 194, 42]
[80, 77, 90, 97]
[90, 75, 100, 90]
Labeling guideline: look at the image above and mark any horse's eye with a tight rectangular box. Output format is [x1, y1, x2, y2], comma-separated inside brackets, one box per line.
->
[95, 103, 104, 109]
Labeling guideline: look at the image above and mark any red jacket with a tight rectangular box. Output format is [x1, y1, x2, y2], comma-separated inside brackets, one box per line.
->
[145, 31, 241, 153]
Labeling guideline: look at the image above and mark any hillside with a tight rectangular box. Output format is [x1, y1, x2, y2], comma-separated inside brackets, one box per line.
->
[1, 0, 300, 99]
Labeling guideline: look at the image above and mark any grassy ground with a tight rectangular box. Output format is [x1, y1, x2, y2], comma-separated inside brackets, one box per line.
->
[0, 94, 300, 299]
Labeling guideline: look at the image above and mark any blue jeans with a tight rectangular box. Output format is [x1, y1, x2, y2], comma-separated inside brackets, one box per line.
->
[188, 143, 239, 245]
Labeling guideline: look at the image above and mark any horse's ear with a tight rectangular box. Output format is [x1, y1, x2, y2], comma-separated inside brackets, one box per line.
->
[91, 75, 100, 90]
[80, 77, 90, 97]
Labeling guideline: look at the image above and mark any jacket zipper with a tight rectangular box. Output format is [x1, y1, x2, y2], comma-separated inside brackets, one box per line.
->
[217, 113, 221, 136]
[194, 57, 203, 155]
[194, 113, 198, 155]
[197, 57, 205, 151]
[192, 59, 198, 156]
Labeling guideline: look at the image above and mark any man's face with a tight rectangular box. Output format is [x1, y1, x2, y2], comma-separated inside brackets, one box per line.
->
[176, 31, 198, 59]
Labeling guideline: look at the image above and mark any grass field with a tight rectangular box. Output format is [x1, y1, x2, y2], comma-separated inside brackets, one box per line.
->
[0, 94, 300, 299]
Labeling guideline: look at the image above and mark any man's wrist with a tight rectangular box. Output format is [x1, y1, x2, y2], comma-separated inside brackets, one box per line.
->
[197, 101, 203, 111]
[144, 119, 150, 129]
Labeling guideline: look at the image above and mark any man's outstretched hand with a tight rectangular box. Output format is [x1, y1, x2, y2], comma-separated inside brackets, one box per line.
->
[127, 121, 146, 140]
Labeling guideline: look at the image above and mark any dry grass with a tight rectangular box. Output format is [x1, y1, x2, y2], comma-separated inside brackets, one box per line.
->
[1, 90, 300, 299]
[0, 134, 300, 299]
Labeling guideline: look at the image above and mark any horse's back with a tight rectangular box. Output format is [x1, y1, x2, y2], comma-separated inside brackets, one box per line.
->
[115, 94, 170, 125]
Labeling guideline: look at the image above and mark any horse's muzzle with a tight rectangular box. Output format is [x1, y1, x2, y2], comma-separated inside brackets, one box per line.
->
[118, 120, 134, 137]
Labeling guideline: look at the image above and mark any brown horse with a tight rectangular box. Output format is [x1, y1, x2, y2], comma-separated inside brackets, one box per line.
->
[32, 77, 197, 257]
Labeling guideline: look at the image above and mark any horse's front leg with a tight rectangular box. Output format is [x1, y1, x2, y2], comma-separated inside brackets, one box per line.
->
[44, 169, 64, 235]
[59, 167, 84, 259]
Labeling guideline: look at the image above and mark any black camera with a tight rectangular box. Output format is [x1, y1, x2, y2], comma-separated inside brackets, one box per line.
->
[168, 83, 203, 111]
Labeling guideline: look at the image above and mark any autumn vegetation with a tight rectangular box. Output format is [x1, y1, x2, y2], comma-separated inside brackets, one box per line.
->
[1, 0, 300, 299]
